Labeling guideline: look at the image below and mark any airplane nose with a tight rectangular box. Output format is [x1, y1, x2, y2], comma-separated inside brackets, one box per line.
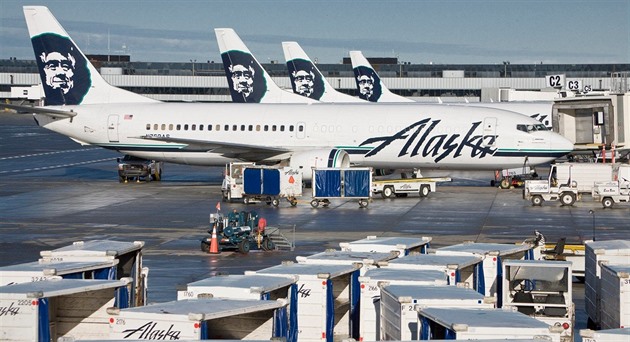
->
[553, 134, 574, 155]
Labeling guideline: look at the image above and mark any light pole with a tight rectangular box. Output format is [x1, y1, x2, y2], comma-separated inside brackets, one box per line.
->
[190, 59, 197, 76]
[502, 61, 510, 78]
[588, 210, 596, 241]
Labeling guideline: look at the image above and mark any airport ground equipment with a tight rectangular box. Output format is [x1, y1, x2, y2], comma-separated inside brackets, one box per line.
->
[358, 268, 447, 342]
[296, 250, 399, 275]
[523, 164, 580, 206]
[117, 155, 162, 183]
[416, 307, 563, 341]
[435, 241, 534, 306]
[200, 211, 277, 254]
[340, 235, 432, 257]
[250, 261, 361, 342]
[598, 263, 630, 329]
[592, 180, 630, 208]
[107, 297, 289, 340]
[381, 285, 495, 341]
[221, 162, 302, 206]
[552, 162, 616, 193]
[371, 175, 451, 198]
[0, 259, 119, 286]
[580, 327, 630, 342]
[381, 253, 483, 291]
[39, 240, 147, 306]
[585, 240, 630, 329]
[493, 165, 539, 189]
[0, 278, 132, 342]
[530, 232, 586, 280]
[502, 260, 574, 342]
[311, 167, 372, 208]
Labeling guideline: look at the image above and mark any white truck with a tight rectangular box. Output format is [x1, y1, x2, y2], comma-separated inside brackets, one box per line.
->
[592, 180, 630, 208]
[372, 176, 451, 199]
[553, 162, 616, 193]
[523, 164, 580, 206]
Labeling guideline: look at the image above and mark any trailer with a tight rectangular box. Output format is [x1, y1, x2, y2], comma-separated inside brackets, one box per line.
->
[249, 261, 361, 342]
[221, 162, 302, 206]
[339, 235, 432, 257]
[371, 176, 451, 199]
[311, 167, 371, 208]
[382, 253, 484, 291]
[436, 242, 534, 305]
[502, 260, 574, 342]
[296, 250, 400, 275]
[581, 328, 630, 342]
[381, 285, 495, 341]
[592, 180, 630, 208]
[0, 259, 118, 286]
[416, 307, 562, 341]
[494, 165, 539, 189]
[39, 240, 147, 306]
[599, 263, 630, 329]
[358, 268, 447, 341]
[108, 298, 289, 340]
[0, 278, 131, 342]
[585, 240, 630, 329]
[553, 162, 615, 193]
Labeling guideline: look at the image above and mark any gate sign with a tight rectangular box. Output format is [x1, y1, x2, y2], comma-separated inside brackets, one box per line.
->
[545, 74, 565, 88]
[583, 85, 592, 93]
[567, 80, 582, 92]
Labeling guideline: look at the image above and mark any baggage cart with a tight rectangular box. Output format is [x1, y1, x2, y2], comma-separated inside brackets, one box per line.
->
[580, 327, 630, 342]
[599, 263, 630, 329]
[311, 167, 372, 208]
[0, 259, 118, 286]
[339, 235, 432, 256]
[296, 250, 399, 275]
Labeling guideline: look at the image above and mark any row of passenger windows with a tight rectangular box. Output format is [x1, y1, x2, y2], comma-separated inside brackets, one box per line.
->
[145, 123, 305, 132]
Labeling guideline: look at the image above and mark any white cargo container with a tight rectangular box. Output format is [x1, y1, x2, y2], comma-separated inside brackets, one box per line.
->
[339, 235, 432, 256]
[585, 240, 630, 328]
[296, 250, 399, 275]
[0, 278, 131, 342]
[39, 240, 147, 306]
[417, 307, 562, 341]
[381, 285, 495, 341]
[358, 268, 447, 341]
[599, 263, 630, 329]
[580, 327, 630, 342]
[436, 242, 533, 305]
[108, 298, 289, 340]
[177, 274, 297, 300]
[250, 261, 361, 342]
[554, 162, 614, 193]
[0, 259, 119, 286]
[382, 253, 484, 291]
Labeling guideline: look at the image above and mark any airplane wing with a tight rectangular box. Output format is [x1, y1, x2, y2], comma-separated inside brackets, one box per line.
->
[138, 136, 290, 161]
[2, 103, 77, 118]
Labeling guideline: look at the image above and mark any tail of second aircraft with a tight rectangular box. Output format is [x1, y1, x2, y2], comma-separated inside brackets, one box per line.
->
[282, 42, 363, 103]
[214, 28, 316, 104]
[349, 51, 414, 103]
[23, 6, 156, 106]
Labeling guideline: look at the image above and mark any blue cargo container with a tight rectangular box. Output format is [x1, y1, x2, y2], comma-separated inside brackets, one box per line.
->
[312, 167, 372, 208]
[244, 168, 281, 196]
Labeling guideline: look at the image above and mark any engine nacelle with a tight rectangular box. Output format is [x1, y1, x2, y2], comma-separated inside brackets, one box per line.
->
[289, 149, 350, 181]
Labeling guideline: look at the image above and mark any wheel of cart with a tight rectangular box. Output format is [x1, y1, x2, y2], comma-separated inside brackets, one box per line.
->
[288, 197, 298, 207]
[602, 197, 614, 208]
[358, 199, 369, 208]
[271, 198, 280, 207]
[262, 237, 275, 251]
[419, 184, 431, 197]
[560, 192, 576, 206]
[237, 239, 250, 254]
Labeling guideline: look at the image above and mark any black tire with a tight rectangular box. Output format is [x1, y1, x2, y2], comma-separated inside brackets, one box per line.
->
[290, 199, 298, 207]
[382, 186, 394, 199]
[602, 197, 614, 209]
[500, 178, 511, 189]
[532, 195, 543, 206]
[119, 176, 126, 183]
[359, 199, 369, 208]
[310, 199, 319, 208]
[262, 238, 275, 251]
[419, 185, 430, 197]
[560, 192, 576, 206]
[200, 240, 210, 252]
[272, 199, 280, 207]
[322, 199, 331, 207]
[238, 240, 250, 254]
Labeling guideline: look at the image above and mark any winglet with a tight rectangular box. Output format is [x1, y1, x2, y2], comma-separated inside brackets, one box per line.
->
[349, 50, 414, 103]
[214, 28, 316, 103]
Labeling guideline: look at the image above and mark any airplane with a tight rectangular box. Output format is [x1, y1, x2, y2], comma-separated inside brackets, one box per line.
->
[215, 28, 316, 104]
[282, 41, 364, 102]
[5, 6, 574, 182]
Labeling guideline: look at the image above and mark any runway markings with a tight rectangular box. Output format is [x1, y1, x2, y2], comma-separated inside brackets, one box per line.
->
[0, 158, 115, 174]
[0, 148, 101, 161]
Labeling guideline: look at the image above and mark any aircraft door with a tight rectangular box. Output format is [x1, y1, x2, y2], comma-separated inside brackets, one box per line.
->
[108, 114, 119, 142]
[483, 117, 497, 147]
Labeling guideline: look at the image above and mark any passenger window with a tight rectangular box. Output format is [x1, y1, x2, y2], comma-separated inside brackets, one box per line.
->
[184, 124, 189, 130]
[176, 124, 181, 131]
[153, 124, 158, 130]
[272, 125, 277, 131]
[299, 125, 304, 132]
[233, 124, 238, 131]
[216, 124, 220, 131]
[208, 124, 212, 131]
[289, 125, 294, 132]
[224, 125, 229, 131]
[146, 124, 151, 130]
[192, 124, 196, 131]
[161, 124, 166, 130]
[248, 125, 253, 131]
[169, 124, 173, 130]
[241, 125, 245, 131]
[280, 125, 285, 132]
[256, 125, 261, 131]
[199, 124, 203, 131]
[264, 125, 269, 131]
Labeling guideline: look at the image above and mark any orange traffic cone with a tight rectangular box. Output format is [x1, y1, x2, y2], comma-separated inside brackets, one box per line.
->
[209, 224, 219, 254]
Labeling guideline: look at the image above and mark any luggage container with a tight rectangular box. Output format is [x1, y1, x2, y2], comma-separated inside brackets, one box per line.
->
[381, 285, 495, 341]
[39, 240, 147, 306]
[241, 166, 303, 206]
[580, 327, 630, 342]
[339, 235, 432, 256]
[0, 278, 131, 342]
[416, 307, 562, 341]
[108, 298, 289, 340]
[358, 268, 447, 341]
[436, 242, 534, 305]
[0, 259, 119, 286]
[599, 263, 630, 329]
[311, 167, 372, 208]
[296, 250, 399, 275]
[585, 240, 630, 329]
[381, 253, 484, 291]
[249, 261, 361, 342]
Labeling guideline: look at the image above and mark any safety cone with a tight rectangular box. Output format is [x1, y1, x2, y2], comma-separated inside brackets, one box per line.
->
[209, 224, 219, 254]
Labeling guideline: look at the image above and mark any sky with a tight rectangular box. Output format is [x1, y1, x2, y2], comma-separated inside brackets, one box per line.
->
[1, 0, 628, 65]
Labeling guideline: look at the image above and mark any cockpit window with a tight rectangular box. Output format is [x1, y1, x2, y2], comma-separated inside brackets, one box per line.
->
[517, 123, 549, 132]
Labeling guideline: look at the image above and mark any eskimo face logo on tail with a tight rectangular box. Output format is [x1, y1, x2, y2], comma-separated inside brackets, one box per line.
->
[287, 59, 324, 100]
[221, 50, 266, 103]
[31, 33, 90, 106]
[359, 118, 498, 163]
[353, 66, 382, 102]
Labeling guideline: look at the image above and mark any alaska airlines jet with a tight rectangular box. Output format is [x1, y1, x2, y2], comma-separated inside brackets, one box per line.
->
[282, 42, 364, 102]
[6, 7, 573, 181]
[215, 28, 316, 104]
[350, 51, 415, 103]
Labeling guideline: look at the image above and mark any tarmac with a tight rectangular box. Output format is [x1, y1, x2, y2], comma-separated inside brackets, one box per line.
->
[1, 113, 629, 338]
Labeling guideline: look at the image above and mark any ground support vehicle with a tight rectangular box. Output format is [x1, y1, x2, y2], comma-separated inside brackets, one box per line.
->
[592, 180, 630, 208]
[598, 263, 630, 330]
[372, 176, 451, 198]
[311, 167, 372, 208]
[523, 164, 580, 206]
[117, 155, 162, 183]
[200, 211, 275, 254]
[502, 260, 575, 342]
[553, 162, 615, 193]
[221, 163, 302, 206]
[493, 165, 539, 189]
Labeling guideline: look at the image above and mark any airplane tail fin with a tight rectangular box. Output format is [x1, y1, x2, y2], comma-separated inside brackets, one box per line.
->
[282, 41, 363, 103]
[23, 6, 156, 106]
[349, 51, 414, 103]
[214, 28, 316, 103]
